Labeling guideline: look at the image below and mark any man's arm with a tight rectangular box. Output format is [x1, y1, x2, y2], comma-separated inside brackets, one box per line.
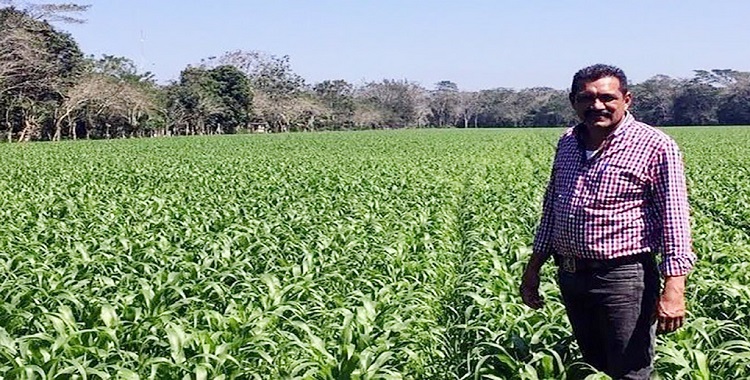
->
[520, 166, 557, 309]
[650, 140, 696, 333]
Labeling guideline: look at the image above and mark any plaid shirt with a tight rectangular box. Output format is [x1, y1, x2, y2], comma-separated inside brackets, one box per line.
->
[533, 113, 696, 277]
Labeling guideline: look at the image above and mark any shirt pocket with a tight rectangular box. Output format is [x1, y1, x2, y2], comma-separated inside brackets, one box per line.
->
[552, 164, 576, 212]
[593, 164, 646, 206]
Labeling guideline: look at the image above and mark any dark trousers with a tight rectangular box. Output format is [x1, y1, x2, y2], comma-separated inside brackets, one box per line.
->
[558, 257, 659, 379]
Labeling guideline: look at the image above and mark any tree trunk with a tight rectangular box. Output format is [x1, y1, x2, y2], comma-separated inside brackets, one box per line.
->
[53, 117, 64, 141]
[307, 115, 315, 132]
[69, 115, 76, 140]
[85, 114, 93, 139]
[4, 107, 12, 143]
[18, 117, 31, 142]
[129, 110, 139, 137]
[17, 107, 40, 142]
[279, 113, 289, 132]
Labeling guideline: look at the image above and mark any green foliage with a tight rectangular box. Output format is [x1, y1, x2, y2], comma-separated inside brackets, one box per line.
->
[717, 85, 750, 125]
[314, 80, 356, 128]
[168, 65, 253, 134]
[0, 128, 747, 379]
[672, 84, 720, 126]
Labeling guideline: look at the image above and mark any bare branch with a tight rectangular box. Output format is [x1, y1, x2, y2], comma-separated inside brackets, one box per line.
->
[0, 24, 58, 97]
[2, 1, 91, 24]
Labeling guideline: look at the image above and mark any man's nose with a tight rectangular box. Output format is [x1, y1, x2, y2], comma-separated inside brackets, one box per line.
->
[591, 98, 605, 109]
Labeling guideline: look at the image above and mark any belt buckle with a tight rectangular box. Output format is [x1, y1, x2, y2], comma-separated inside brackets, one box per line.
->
[561, 256, 576, 273]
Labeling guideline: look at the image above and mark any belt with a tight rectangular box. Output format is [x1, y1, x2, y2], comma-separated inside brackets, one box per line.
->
[554, 253, 652, 273]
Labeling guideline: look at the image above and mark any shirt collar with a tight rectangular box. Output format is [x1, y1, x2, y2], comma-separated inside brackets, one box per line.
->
[608, 111, 634, 140]
[573, 111, 634, 144]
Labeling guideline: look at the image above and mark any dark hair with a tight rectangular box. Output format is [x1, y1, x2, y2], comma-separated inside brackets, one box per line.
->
[570, 64, 629, 96]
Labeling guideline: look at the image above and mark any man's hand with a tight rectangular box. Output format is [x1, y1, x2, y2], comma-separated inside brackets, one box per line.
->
[520, 267, 544, 309]
[657, 275, 687, 334]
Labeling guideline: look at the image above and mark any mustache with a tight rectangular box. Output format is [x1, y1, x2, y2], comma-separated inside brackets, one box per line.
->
[585, 110, 611, 118]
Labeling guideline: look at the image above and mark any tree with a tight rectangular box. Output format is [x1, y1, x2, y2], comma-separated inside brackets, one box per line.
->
[717, 77, 750, 125]
[356, 79, 427, 128]
[469, 87, 574, 128]
[672, 83, 719, 126]
[351, 102, 387, 130]
[206, 65, 252, 134]
[200, 50, 305, 132]
[115, 80, 158, 137]
[287, 94, 328, 132]
[691, 69, 750, 88]
[474, 88, 518, 126]
[525, 89, 575, 127]
[54, 73, 113, 140]
[0, 6, 85, 141]
[169, 67, 225, 135]
[204, 50, 305, 100]
[457, 91, 480, 128]
[630, 75, 681, 126]
[516, 87, 564, 127]
[89, 54, 155, 83]
[166, 65, 252, 135]
[48, 54, 163, 140]
[314, 79, 355, 129]
[1, 1, 90, 24]
[428, 80, 460, 127]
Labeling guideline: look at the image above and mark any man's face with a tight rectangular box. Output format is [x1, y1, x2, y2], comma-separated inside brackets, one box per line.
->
[570, 76, 632, 130]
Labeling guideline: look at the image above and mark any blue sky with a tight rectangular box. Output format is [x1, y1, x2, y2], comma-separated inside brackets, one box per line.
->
[58, 0, 750, 91]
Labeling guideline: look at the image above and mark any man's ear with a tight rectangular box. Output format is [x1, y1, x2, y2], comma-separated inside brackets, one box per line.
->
[623, 91, 633, 110]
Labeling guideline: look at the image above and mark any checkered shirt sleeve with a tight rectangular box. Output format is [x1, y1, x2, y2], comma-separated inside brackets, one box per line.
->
[532, 166, 557, 260]
[649, 140, 696, 277]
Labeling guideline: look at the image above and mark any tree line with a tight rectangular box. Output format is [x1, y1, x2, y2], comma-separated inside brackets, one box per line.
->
[2, 5, 750, 142]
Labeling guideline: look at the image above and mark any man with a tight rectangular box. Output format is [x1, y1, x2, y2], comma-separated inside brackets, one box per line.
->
[520, 64, 696, 379]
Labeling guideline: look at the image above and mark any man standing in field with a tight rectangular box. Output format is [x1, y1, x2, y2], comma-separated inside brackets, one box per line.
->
[519, 64, 696, 379]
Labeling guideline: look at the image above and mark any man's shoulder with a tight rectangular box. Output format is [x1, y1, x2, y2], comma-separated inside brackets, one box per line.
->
[558, 126, 577, 143]
[553, 127, 579, 156]
[626, 118, 679, 150]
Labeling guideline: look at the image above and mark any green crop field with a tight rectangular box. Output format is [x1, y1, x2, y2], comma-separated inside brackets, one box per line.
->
[0, 128, 749, 379]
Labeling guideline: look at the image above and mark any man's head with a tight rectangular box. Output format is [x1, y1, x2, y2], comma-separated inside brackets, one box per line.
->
[569, 64, 632, 131]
